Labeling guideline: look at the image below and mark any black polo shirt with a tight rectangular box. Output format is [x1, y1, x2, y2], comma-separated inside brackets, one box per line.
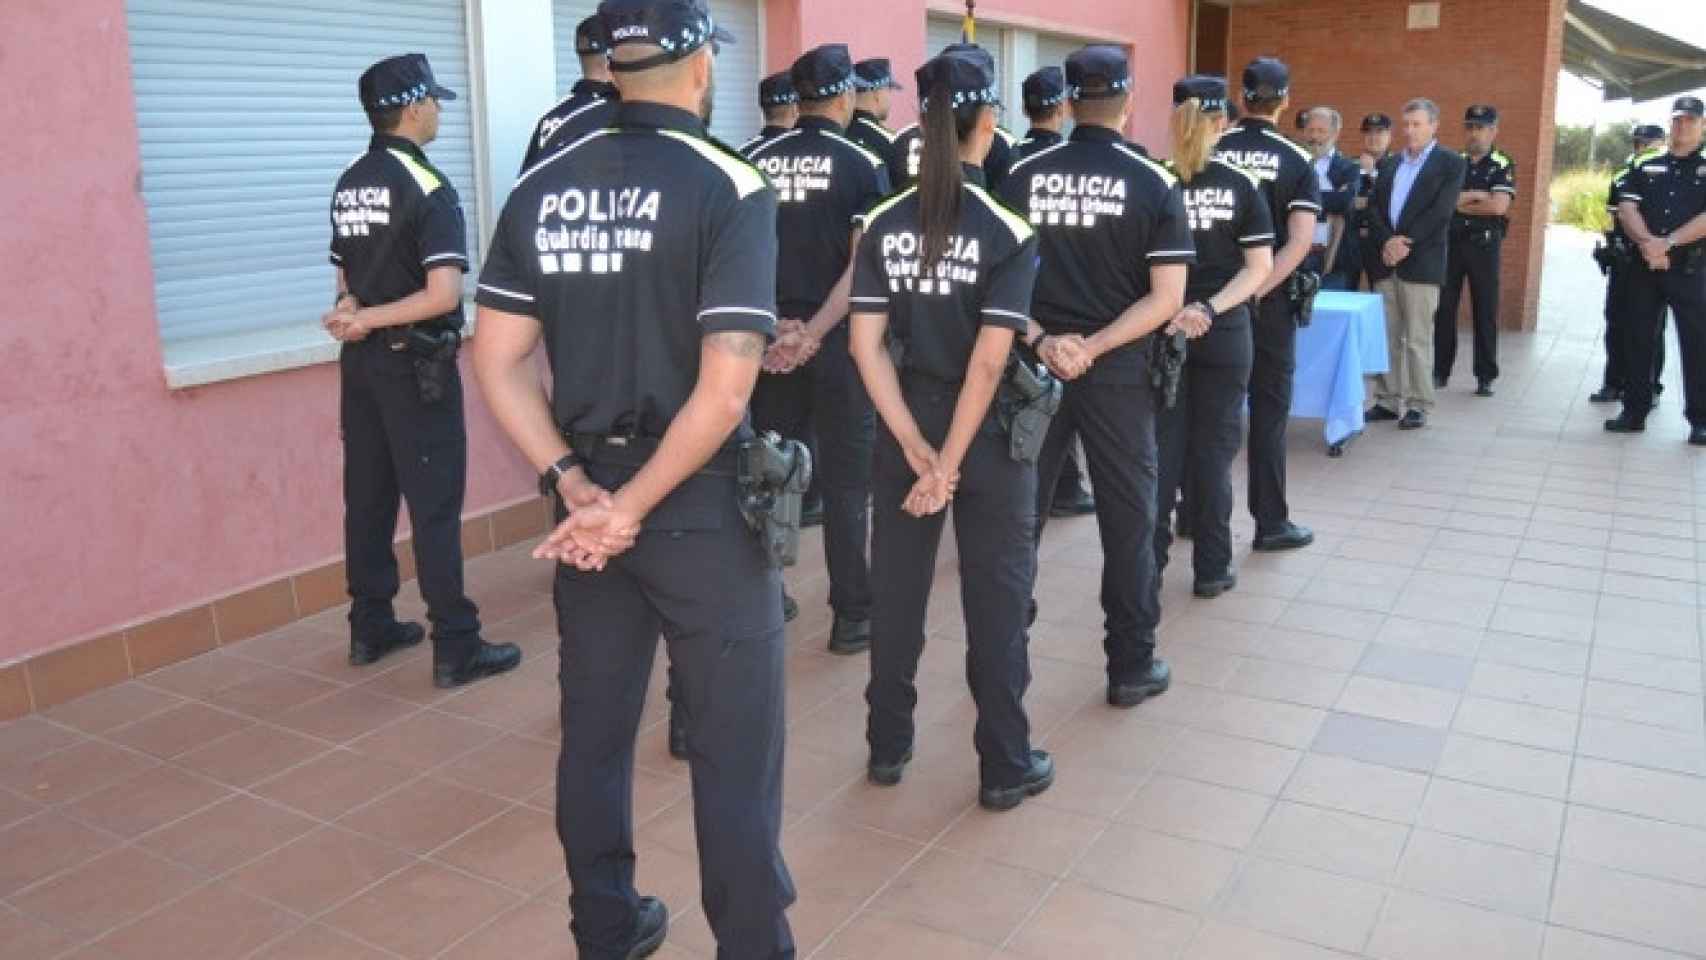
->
[745, 115, 892, 318]
[1453, 147, 1517, 234]
[891, 121, 1018, 190]
[1212, 117, 1322, 250]
[1173, 157, 1274, 309]
[738, 125, 792, 158]
[847, 110, 900, 177]
[1356, 152, 1389, 229]
[1607, 149, 1661, 239]
[1619, 146, 1706, 255]
[849, 166, 1038, 383]
[329, 133, 468, 331]
[998, 124, 1195, 384]
[476, 102, 778, 440]
[520, 79, 620, 173]
[1015, 128, 1064, 161]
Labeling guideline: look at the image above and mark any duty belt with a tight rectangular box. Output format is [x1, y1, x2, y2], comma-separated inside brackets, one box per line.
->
[568, 432, 739, 476]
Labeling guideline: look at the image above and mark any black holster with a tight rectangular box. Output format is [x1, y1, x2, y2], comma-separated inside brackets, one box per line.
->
[737, 431, 813, 568]
[994, 353, 1063, 464]
[1284, 269, 1322, 328]
[394, 326, 461, 404]
[1148, 330, 1188, 410]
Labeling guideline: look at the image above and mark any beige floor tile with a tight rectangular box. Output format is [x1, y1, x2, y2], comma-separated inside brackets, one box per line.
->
[1588, 648, 1703, 695]
[1335, 676, 1459, 729]
[1191, 691, 1327, 748]
[323, 862, 521, 958]
[1214, 859, 1386, 954]
[1576, 714, 1706, 777]
[1222, 659, 1349, 709]
[1542, 926, 1693, 960]
[818, 911, 995, 960]
[1469, 661, 1585, 711]
[1158, 729, 1301, 795]
[1366, 891, 1544, 960]
[937, 798, 1103, 877]
[92, 884, 299, 960]
[1452, 696, 1579, 752]
[1436, 733, 1572, 799]
[1479, 632, 1591, 675]
[1562, 804, 1706, 889]
[1396, 829, 1555, 919]
[1583, 681, 1704, 733]
[1006, 881, 1199, 960]
[1550, 860, 1706, 957]
[869, 848, 1051, 946]
[1071, 821, 1240, 912]
[1252, 800, 1409, 881]
[1417, 778, 1564, 854]
[1118, 774, 1273, 849]
[1282, 752, 1429, 822]
[1183, 920, 1358, 960]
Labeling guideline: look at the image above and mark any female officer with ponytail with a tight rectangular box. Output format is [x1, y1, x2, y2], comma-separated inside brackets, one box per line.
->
[1154, 75, 1274, 598]
[845, 46, 1054, 812]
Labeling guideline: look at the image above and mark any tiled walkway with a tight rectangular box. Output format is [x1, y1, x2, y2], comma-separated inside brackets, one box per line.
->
[4, 226, 1706, 959]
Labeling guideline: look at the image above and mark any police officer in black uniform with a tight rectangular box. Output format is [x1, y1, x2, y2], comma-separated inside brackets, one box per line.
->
[848, 58, 904, 174]
[848, 45, 1054, 811]
[745, 44, 892, 654]
[1212, 57, 1319, 552]
[326, 55, 521, 689]
[521, 16, 619, 172]
[740, 72, 798, 154]
[1154, 75, 1275, 599]
[1434, 104, 1516, 396]
[469, 0, 795, 954]
[1607, 96, 1706, 446]
[892, 43, 1017, 189]
[1000, 45, 1193, 708]
[1354, 112, 1394, 290]
[1592, 124, 1667, 405]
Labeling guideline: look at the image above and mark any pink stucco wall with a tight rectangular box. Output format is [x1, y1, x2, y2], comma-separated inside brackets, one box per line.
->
[767, 0, 1192, 151]
[0, 1, 535, 665]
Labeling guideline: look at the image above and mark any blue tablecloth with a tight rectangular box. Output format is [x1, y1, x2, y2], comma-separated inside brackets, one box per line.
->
[1292, 291, 1389, 446]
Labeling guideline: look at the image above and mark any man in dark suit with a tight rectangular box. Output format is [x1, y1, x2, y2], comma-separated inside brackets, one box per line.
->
[1302, 107, 1363, 289]
[1365, 98, 1466, 430]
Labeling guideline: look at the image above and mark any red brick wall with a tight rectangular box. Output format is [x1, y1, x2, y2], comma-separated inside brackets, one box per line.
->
[1227, 0, 1566, 331]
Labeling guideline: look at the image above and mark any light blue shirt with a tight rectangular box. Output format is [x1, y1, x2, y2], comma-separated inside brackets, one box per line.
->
[1388, 139, 1437, 227]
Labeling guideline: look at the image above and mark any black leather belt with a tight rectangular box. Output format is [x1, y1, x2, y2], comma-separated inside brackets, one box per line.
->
[568, 432, 739, 476]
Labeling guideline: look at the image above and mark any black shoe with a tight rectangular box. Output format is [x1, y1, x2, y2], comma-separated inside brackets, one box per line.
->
[1193, 573, 1237, 599]
[867, 749, 913, 786]
[1026, 598, 1038, 628]
[782, 592, 799, 623]
[626, 896, 668, 959]
[1366, 404, 1400, 422]
[349, 621, 424, 667]
[828, 616, 871, 655]
[1253, 523, 1314, 552]
[800, 501, 825, 528]
[667, 711, 687, 760]
[1604, 413, 1646, 434]
[1107, 660, 1172, 708]
[432, 641, 522, 689]
[1475, 380, 1494, 397]
[1589, 386, 1623, 404]
[1050, 487, 1097, 518]
[1398, 409, 1427, 430]
[978, 750, 1055, 811]
[1690, 426, 1706, 447]
[1432, 373, 1448, 389]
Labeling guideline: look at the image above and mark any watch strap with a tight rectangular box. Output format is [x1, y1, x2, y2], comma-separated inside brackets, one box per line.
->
[539, 452, 581, 497]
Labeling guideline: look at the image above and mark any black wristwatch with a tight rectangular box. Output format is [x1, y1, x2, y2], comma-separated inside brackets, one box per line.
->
[1194, 300, 1218, 323]
[539, 452, 581, 497]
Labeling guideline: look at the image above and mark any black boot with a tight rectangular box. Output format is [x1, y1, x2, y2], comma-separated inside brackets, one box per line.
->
[1604, 412, 1646, 434]
[828, 616, 871, 655]
[625, 896, 669, 959]
[1193, 572, 1237, 599]
[432, 641, 522, 689]
[349, 621, 424, 667]
[1588, 386, 1622, 404]
[1253, 523, 1314, 552]
[1108, 659, 1172, 708]
[867, 749, 913, 786]
[782, 592, 799, 623]
[978, 750, 1055, 811]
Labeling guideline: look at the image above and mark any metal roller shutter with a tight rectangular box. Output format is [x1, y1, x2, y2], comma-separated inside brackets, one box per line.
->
[553, 0, 761, 146]
[1036, 34, 1086, 74]
[126, 0, 480, 346]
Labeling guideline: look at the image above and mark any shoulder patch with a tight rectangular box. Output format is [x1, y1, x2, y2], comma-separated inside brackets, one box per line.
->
[660, 129, 770, 198]
[1114, 144, 1178, 187]
[965, 183, 1033, 243]
[823, 129, 888, 170]
[1260, 127, 1314, 163]
[386, 148, 443, 194]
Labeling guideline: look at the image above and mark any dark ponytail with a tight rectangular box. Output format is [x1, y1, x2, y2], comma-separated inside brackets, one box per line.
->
[919, 85, 981, 274]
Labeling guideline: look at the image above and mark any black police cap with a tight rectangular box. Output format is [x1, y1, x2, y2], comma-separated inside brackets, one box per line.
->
[759, 71, 797, 108]
[1023, 66, 1065, 110]
[1361, 112, 1392, 132]
[574, 15, 608, 55]
[1242, 56, 1289, 99]
[854, 58, 904, 92]
[1632, 123, 1665, 142]
[916, 47, 999, 109]
[1172, 74, 1228, 112]
[360, 53, 457, 112]
[1465, 104, 1498, 125]
[1673, 96, 1705, 118]
[791, 43, 856, 100]
[598, 0, 734, 72]
[1065, 45, 1131, 101]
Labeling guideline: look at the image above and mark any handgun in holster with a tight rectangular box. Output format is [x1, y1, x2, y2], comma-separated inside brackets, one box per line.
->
[1285, 269, 1322, 328]
[993, 353, 1063, 465]
[1149, 330, 1188, 411]
[736, 431, 814, 568]
[392, 326, 461, 404]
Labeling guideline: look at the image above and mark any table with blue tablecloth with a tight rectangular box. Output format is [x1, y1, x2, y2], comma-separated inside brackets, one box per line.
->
[1291, 290, 1389, 452]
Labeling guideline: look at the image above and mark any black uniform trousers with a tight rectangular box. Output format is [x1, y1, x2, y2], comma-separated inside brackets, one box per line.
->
[1034, 368, 1161, 684]
[751, 328, 873, 620]
[553, 467, 795, 960]
[1434, 232, 1502, 384]
[867, 381, 1036, 789]
[1155, 307, 1255, 582]
[1601, 258, 1667, 394]
[339, 338, 480, 663]
[1620, 261, 1706, 427]
[1248, 294, 1297, 536]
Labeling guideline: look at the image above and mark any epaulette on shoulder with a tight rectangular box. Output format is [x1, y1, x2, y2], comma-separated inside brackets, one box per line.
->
[658, 129, 770, 198]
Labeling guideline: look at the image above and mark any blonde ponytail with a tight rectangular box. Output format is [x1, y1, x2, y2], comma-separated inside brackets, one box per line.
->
[1168, 99, 1216, 183]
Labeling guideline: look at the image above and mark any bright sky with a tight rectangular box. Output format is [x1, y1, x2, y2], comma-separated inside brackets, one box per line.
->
[1555, 0, 1706, 126]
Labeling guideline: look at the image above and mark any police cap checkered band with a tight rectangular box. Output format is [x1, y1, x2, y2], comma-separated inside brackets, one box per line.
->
[791, 44, 856, 100]
[1172, 74, 1228, 112]
[359, 53, 457, 111]
[1241, 56, 1289, 99]
[915, 48, 999, 110]
[759, 71, 797, 107]
[1023, 66, 1066, 110]
[1066, 45, 1131, 101]
[599, 0, 734, 72]
[854, 58, 904, 92]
